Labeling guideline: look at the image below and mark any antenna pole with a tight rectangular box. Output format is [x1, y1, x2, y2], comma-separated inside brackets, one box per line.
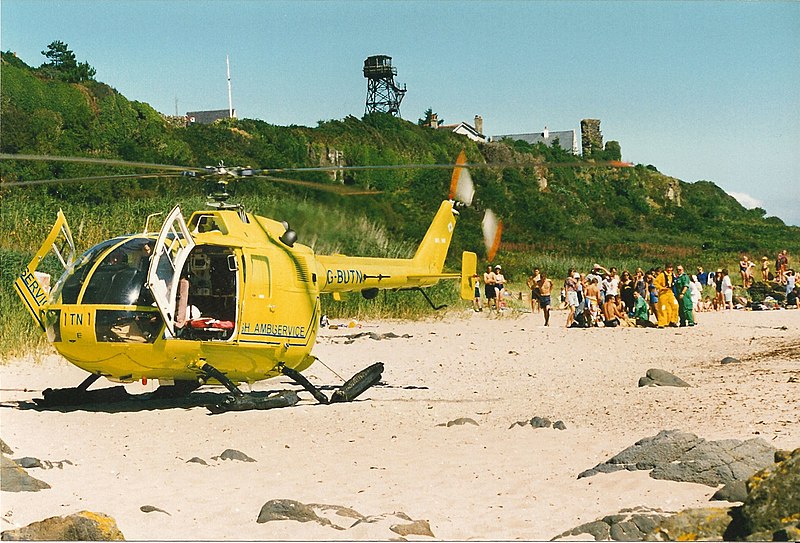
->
[227, 54, 233, 118]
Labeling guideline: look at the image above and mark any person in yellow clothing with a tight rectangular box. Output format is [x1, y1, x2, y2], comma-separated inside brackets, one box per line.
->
[653, 263, 679, 328]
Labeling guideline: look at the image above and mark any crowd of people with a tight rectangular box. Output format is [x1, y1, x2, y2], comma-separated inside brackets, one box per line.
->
[470, 249, 797, 328]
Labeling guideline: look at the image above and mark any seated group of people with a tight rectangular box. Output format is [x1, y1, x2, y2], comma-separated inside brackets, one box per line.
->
[572, 289, 655, 328]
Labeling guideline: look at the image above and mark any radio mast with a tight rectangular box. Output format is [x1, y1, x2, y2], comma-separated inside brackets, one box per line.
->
[226, 54, 233, 118]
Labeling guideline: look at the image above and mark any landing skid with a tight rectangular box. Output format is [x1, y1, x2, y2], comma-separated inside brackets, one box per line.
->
[32, 362, 385, 413]
[206, 361, 385, 414]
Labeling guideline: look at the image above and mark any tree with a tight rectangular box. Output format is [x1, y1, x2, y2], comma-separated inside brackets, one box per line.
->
[604, 140, 622, 161]
[40, 41, 96, 83]
[418, 108, 442, 127]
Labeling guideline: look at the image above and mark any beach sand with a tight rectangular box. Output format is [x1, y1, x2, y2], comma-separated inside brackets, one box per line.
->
[1, 308, 798, 540]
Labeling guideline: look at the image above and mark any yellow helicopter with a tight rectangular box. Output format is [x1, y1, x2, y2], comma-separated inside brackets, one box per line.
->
[5, 151, 490, 412]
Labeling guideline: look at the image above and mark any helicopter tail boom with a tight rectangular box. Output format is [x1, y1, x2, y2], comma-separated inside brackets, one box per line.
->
[316, 200, 463, 295]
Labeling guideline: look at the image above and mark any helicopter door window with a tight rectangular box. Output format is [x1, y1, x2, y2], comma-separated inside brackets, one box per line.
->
[147, 206, 196, 337]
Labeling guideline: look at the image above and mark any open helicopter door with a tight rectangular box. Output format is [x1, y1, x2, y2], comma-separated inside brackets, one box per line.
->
[147, 205, 196, 337]
[14, 210, 75, 329]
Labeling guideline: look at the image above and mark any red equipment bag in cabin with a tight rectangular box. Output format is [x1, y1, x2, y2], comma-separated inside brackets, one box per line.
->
[188, 318, 235, 330]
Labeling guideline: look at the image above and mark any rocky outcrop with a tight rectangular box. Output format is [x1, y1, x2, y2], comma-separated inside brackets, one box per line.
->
[645, 507, 732, 541]
[213, 449, 256, 462]
[437, 417, 478, 427]
[509, 416, 567, 430]
[552, 507, 672, 541]
[256, 499, 434, 537]
[1, 511, 124, 541]
[0, 455, 50, 492]
[559, 447, 799, 541]
[578, 430, 775, 486]
[731, 448, 800, 541]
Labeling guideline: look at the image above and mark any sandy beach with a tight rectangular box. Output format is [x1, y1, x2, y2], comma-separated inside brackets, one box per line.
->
[1, 307, 798, 540]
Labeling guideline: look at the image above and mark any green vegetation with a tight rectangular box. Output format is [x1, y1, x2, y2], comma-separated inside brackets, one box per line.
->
[1, 45, 798, 355]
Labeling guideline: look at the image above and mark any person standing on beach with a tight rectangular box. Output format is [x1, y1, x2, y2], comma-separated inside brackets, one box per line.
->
[483, 266, 497, 312]
[760, 257, 770, 282]
[674, 264, 695, 327]
[721, 268, 733, 310]
[472, 274, 482, 312]
[538, 271, 554, 326]
[776, 250, 788, 285]
[714, 268, 724, 310]
[494, 265, 506, 308]
[654, 263, 679, 327]
[527, 268, 541, 314]
[564, 269, 579, 328]
[786, 269, 796, 300]
[739, 255, 755, 288]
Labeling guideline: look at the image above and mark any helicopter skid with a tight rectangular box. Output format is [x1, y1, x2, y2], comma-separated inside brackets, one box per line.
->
[331, 362, 384, 403]
[207, 390, 300, 414]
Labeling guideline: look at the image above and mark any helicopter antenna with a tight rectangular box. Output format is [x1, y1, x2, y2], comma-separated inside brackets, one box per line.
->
[226, 54, 233, 119]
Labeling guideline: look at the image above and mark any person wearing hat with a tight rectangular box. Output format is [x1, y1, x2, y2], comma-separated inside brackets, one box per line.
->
[494, 265, 505, 307]
[760, 256, 770, 282]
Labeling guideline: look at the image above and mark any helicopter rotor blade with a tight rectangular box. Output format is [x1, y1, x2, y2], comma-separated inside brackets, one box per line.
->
[256, 160, 633, 174]
[255, 175, 381, 196]
[1, 172, 185, 187]
[0, 153, 204, 173]
[448, 150, 475, 206]
[482, 209, 503, 262]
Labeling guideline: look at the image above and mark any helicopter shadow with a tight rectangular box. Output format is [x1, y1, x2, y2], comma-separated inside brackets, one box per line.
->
[1, 381, 426, 414]
[3, 385, 310, 414]
[4, 391, 271, 414]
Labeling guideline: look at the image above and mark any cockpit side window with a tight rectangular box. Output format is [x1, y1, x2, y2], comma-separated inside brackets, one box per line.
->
[53, 238, 122, 304]
[72, 238, 156, 305]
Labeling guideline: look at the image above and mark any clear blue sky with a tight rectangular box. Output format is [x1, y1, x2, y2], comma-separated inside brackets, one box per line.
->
[3, 0, 799, 226]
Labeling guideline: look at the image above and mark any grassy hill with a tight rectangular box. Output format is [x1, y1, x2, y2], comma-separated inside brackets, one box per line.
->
[1, 49, 798, 353]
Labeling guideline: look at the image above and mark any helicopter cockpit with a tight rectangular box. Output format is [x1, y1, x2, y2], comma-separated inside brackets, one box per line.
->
[47, 234, 238, 344]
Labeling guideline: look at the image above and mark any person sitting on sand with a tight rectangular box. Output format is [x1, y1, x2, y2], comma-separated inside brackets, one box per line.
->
[602, 294, 622, 327]
[787, 286, 799, 309]
[632, 290, 657, 327]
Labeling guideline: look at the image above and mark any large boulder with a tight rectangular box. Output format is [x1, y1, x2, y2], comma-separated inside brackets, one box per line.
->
[1, 511, 124, 541]
[552, 507, 671, 541]
[644, 508, 732, 541]
[730, 448, 800, 541]
[0, 455, 50, 492]
[558, 447, 799, 541]
[578, 430, 775, 486]
[638, 369, 690, 388]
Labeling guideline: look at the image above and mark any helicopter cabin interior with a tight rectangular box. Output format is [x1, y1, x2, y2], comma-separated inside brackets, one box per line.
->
[175, 245, 238, 340]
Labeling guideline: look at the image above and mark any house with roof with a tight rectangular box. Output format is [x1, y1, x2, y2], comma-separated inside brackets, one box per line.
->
[491, 127, 579, 155]
[432, 115, 487, 143]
